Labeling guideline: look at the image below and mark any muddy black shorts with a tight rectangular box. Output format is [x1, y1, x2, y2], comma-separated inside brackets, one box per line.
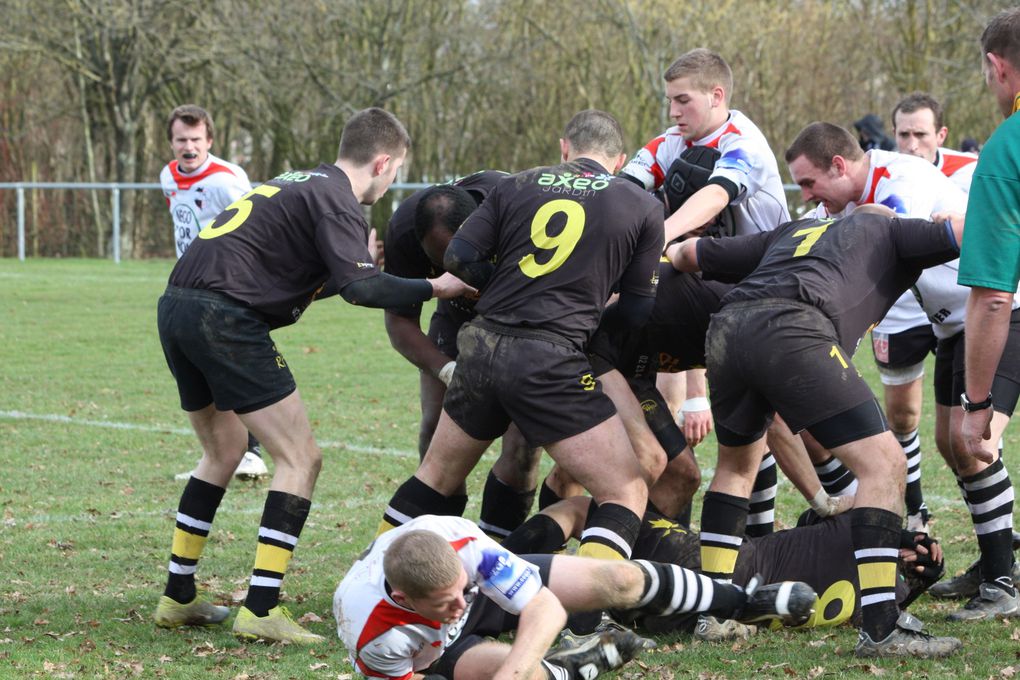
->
[427, 308, 467, 360]
[933, 309, 1020, 414]
[443, 319, 617, 448]
[706, 299, 879, 446]
[157, 286, 296, 413]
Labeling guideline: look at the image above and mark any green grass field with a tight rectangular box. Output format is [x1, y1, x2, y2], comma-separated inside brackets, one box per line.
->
[1, 259, 1018, 679]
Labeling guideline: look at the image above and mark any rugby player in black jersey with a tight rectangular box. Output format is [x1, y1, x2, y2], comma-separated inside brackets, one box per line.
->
[383, 173, 541, 541]
[667, 205, 965, 657]
[153, 108, 474, 643]
[379, 109, 664, 561]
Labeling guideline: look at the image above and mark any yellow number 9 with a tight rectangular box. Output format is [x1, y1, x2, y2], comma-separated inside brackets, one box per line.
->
[518, 199, 585, 278]
[200, 184, 282, 240]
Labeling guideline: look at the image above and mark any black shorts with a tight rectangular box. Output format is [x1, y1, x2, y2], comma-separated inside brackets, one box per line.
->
[444, 319, 617, 448]
[427, 309, 467, 360]
[588, 325, 658, 381]
[706, 300, 879, 446]
[157, 286, 296, 413]
[431, 554, 554, 678]
[870, 324, 936, 370]
[933, 311, 1020, 414]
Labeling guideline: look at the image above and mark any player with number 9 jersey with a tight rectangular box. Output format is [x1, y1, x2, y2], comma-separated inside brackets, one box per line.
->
[456, 157, 662, 351]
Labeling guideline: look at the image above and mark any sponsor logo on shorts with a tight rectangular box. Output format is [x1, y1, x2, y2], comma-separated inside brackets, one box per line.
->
[355, 262, 375, 269]
[579, 373, 596, 391]
[640, 399, 658, 414]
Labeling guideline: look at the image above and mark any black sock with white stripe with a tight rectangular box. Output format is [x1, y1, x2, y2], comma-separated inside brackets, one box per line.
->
[244, 491, 311, 616]
[896, 429, 927, 518]
[961, 459, 1016, 593]
[814, 455, 858, 497]
[631, 559, 743, 618]
[379, 475, 467, 534]
[578, 502, 640, 560]
[699, 491, 748, 580]
[164, 477, 226, 603]
[747, 452, 777, 537]
[851, 507, 901, 641]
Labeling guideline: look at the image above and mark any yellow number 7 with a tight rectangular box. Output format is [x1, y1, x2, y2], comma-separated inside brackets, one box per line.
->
[518, 199, 585, 278]
[791, 223, 831, 257]
[200, 184, 282, 240]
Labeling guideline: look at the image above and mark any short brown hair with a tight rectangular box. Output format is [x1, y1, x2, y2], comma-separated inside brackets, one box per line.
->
[337, 107, 411, 165]
[383, 530, 461, 599]
[784, 122, 863, 170]
[167, 105, 213, 142]
[563, 109, 625, 158]
[982, 7, 1020, 72]
[663, 48, 733, 101]
[892, 92, 944, 130]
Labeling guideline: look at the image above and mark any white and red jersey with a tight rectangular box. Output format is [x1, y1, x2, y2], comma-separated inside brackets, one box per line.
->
[811, 149, 968, 335]
[333, 516, 543, 680]
[934, 147, 977, 195]
[160, 153, 251, 258]
[912, 260, 1020, 340]
[621, 110, 790, 235]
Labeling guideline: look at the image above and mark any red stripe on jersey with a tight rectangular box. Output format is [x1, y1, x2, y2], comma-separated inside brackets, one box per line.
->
[168, 160, 240, 191]
[355, 656, 412, 680]
[939, 152, 976, 178]
[356, 600, 440, 677]
[701, 122, 742, 149]
[450, 536, 477, 552]
[642, 135, 671, 186]
[863, 166, 892, 205]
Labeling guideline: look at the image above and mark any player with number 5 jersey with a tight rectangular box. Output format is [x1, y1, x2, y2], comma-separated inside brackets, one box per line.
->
[378, 110, 664, 564]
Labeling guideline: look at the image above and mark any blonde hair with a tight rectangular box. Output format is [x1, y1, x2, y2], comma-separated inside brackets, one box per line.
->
[384, 530, 462, 599]
[663, 48, 733, 101]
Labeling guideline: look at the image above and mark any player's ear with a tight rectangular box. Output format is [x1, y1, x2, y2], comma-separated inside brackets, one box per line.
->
[610, 152, 627, 175]
[710, 85, 726, 108]
[390, 589, 410, 607]
[831, 155, 847, 176]
[559, 138, 570, 162]
[373, 154, 393, 178]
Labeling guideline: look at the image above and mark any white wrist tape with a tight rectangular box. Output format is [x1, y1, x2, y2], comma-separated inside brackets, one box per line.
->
[682, 397, 710, 413]
[437, 361, 456, 386]
[809, 489, 831, 516]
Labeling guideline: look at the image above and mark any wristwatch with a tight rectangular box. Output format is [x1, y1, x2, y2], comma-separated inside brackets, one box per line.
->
[960, 392, 993, 412]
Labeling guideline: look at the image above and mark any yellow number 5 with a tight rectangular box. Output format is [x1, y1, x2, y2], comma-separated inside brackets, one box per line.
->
[518, 199, 585, 278]
[199, 184, 282, 240]
[791, 223, 831, 257]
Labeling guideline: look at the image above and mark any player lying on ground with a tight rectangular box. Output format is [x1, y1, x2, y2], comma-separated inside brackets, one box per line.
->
[502, 496, 945, 639]
[334, 515, 817, 680]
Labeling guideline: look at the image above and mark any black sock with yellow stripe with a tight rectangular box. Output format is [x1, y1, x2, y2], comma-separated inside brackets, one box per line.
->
[578, 502, 640, 560]
[699, 491, 748, 580]
[164, 477, 226, 604]
[244, 491, 311, 616]
[851, 507, 901, 641]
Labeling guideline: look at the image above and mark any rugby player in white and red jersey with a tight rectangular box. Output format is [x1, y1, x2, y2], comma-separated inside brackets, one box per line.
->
[892, 92, 978, 196]
[334, 514, 815, 680]
[785, 122, 968, 536]
[619, 50, 790, 522]
[159, 105, 267, 481]
[160, 105, 251, 260]
[620, 48, 789, 242]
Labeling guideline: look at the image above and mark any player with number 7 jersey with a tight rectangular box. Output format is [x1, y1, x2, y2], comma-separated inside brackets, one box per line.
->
[378, 110, 664, 564]
[667, 206, 966, 658]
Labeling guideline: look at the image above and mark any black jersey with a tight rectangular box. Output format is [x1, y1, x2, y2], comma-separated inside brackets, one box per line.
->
[697, 213, 959, 352]
[454, 157, 663, 349]
[384, 170, 507, 321]
[169, 163, 377, 329]
[589, 263, 732, 378]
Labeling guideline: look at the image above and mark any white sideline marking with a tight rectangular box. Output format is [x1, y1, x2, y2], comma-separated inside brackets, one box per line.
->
[0, 409, 416, 458]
